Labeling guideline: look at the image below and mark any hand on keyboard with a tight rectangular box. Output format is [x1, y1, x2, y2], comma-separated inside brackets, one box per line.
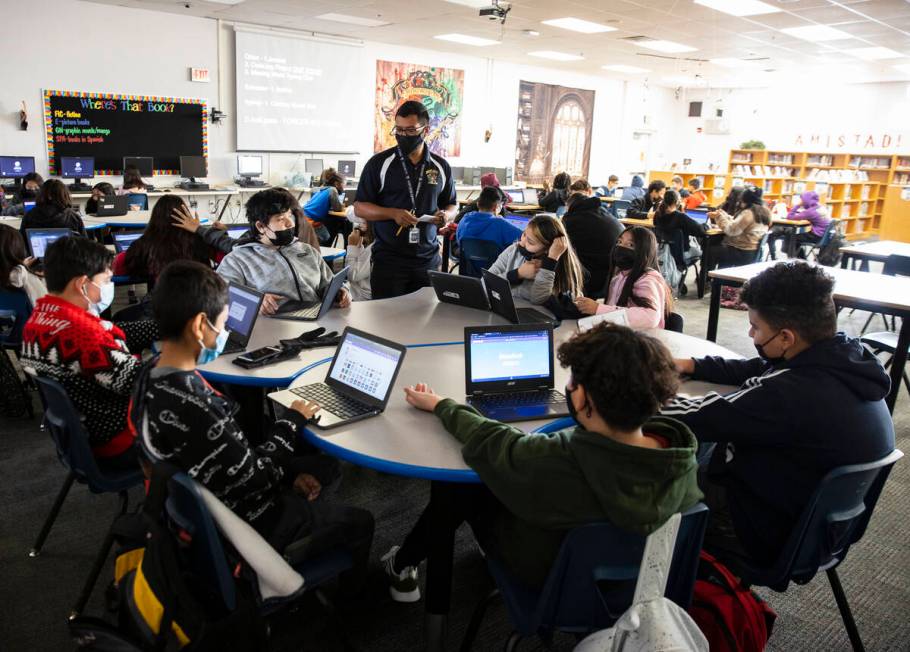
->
[291, 399, 321, 421]
[261, 293, 282, 315]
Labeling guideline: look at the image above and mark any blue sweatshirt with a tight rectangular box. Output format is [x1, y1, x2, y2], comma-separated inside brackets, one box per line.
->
[661, 334, 894, 563]
[456, 211, 523, 250]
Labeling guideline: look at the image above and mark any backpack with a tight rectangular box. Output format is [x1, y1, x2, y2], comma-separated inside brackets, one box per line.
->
[688, 552, 776, 652]
[657, 243, 682, 296]
[816, 231, 846, 267]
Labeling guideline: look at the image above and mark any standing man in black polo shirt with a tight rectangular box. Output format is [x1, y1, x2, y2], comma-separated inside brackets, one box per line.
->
[355, 101, 457, 299]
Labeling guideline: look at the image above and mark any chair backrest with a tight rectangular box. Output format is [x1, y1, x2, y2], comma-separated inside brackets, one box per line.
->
[459, 237, 504, 278]
[815, 219, 840, 248]
[753, 232, 770, 263]
[882, 253, 910, 278]
[665, 311, 684, 333]
[533, 504, 709, 632]
[612, 200, 632, 219]
[0, 287, 33, 348]
[127, 193, 149, 210]
[759, 449, 903, 588]
[165, 473, 238, 611]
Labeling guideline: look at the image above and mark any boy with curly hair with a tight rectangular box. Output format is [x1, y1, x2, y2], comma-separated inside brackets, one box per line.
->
[380, 323, 702, 602]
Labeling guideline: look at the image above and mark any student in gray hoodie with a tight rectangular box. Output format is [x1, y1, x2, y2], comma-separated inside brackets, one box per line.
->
[215, 188, 350, 314]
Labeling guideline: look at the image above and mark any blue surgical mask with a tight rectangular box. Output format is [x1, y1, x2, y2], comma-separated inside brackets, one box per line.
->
[198, 319, 230, 365]
[84, 280, 115, 315]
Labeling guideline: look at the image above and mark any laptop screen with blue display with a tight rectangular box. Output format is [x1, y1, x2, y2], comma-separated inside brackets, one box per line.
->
[504, 215, 531, 231]
[468, 328, 551, 384]
[685, 209, 709, 224]
[226, 284, 262, 339]
[26, 228, 71, 259]
[112, 231, 143, 252]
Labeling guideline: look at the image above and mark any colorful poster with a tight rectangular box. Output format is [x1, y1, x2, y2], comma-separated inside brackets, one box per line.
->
[374, 60, 463, 157]
[514, 81, 595, 183]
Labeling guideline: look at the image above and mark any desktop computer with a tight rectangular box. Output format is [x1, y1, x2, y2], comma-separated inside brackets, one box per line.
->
[0, 155, 36, 189]
[123, 156, 155, 190]
[305, 159, 324, 185]
[177, 155, 210, 191]
[337, 160, 356, 178]
[60, 156, 94, 192]
[237, 155, 267, 188]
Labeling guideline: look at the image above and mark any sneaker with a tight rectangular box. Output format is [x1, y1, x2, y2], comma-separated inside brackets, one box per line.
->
[381, 545, 421, 603]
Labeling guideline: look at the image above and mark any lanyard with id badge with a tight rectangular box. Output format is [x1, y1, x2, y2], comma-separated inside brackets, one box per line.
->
[397, 147, 426, 245]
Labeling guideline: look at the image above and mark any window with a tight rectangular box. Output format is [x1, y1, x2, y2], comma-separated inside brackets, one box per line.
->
[551, 99, 587, 178]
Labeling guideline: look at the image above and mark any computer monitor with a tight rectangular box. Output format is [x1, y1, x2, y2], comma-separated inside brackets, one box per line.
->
[179, 156, 207, 181]
[337, 160, 356, 177]
[305, 159, 324, 177]
[123, 156, 154, 176]
[0, 156, 36, 180]
[60, 157, 94, 191]
[237, 155, 262, 178]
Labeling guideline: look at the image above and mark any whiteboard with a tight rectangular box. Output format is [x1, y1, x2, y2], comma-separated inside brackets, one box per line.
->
[235, 30, 363, 153]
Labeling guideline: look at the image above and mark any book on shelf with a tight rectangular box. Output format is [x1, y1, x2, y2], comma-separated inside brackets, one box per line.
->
[767, 154, 794, 165]
[807, 154, 834, 166]
[859, 202, 869, 217]
[861, 185, 871, 200]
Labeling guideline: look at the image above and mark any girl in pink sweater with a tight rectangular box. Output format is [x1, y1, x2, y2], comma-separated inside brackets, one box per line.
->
[575, 227, 672, 329]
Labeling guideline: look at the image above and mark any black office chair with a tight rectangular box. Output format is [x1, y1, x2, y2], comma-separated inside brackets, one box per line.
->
[753, 232, 770, 263]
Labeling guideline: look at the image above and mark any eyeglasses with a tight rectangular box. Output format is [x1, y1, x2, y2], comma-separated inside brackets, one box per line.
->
[390, 125, 427, 137]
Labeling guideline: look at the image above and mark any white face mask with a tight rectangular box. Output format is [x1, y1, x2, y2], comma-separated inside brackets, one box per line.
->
[83, 279, 115, 315]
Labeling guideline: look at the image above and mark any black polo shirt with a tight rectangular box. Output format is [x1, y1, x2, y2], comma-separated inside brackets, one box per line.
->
[355, 145, 456, 266]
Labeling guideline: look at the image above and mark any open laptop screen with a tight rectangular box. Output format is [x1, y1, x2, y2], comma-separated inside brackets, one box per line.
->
[226, 226, 249, 240]
[112, 231, 143, 252]
[27, 229, 71, 259]
[506, 189, 525, 204]
[685, 209, 709, 224]
[226, 284, 261, 339]
[468, 328, 551, 384]
[328, 332, 403, 401]
[504, 215, 530, 231]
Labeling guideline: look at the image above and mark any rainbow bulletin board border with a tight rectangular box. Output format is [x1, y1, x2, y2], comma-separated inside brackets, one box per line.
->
[44, 89, 208, 176]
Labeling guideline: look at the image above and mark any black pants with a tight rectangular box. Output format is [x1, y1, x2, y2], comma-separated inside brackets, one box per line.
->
[370, 255, 441, 300]
[697, 470, 750, 564]
[709, 244, 758, 269]
[269, 491, 375, 596]
[769, 229, 820, 259]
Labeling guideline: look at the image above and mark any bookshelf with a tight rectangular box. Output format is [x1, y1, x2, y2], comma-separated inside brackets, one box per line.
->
[647, 170, 727, 203]
[723, 149, 910, 241]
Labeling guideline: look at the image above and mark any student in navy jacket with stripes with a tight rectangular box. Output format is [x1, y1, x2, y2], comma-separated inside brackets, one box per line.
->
[662, 262, 894, 566]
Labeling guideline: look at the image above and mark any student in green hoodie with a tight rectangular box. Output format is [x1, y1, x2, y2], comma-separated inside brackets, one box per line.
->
[381, 323, 702, 602]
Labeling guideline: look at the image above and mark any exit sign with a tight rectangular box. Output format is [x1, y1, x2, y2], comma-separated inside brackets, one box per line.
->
[190, 68, 210, 83]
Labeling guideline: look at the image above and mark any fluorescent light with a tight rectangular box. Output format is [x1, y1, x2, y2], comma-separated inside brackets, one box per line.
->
[315, 13, 390, 27]
[633, 39, 697, 53]
[528, 50, 584, 61]
[602, 64, 650, 73]
[694, 0, 780, 17]
[442, 0, 490, 7]
[780, 25, 854, 42]
[434, 33, 499, 46]
[710, 58, 762, 69]
[844, 47, 903, 61]
[541, 17, 617, 34]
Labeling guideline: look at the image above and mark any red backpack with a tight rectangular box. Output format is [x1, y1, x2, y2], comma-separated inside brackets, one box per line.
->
[688, 551, 777, 651]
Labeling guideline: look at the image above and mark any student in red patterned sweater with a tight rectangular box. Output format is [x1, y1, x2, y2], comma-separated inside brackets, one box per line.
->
[20, 236, 156, 470]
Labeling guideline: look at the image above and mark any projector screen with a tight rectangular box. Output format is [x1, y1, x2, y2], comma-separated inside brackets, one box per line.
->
[235, 30, 363, 153]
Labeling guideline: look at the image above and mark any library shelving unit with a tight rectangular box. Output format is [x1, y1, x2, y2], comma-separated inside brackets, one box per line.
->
[648, 170, 728, 203]
[722, 149, 910, 241]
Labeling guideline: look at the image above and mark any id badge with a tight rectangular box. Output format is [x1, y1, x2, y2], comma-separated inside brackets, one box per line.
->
[408, 226, 420, 244]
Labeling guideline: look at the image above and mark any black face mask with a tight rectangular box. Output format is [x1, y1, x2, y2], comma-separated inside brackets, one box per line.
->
[565, 384, 584, 423]
[20, 189, 38, 200]
[755, 331, 784, 364]
[612, 246, 636, 271]
[266, 226, 295, 247]
[517, 244, 545, 261]
[396, 134, 424, 155]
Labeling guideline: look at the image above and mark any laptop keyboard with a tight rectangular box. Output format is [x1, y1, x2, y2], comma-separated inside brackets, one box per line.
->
[517, 308, 554, 324]
[291, 383, 371, 419]
[278, 301, 320, 319]
[472, 389, 565, 407]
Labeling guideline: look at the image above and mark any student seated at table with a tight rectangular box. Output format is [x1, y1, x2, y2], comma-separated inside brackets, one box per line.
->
[707, 186, 770, 269]
[216, 188, 351, 315]
[1, 172, 44, 216]
[536, 171, 571, 214]
[113, 195, 214, 281]
[595, 174, 620, 197]
[769, 191, 831, 260]
[303, 168, 346, 245]
[130, 260, 374, 589]
[19, 179, 85, 237]
[562, 191, 623, 297]
[118, 165, 150, 195]
[685, 178, 707, 209]
[575, 227, 672, 330]
[486, 213, 584, 308]
[84, 182, 115, 215]
[653, 189, 707, 268]
[620, 175, 646, 202]
[670, 175, 690, 199]
[382, 323, 701, 599]
[627, 180, 666, 220]
[21, 236, 157, 470]
[661, 262, 894, 567]
[455, 172, 508, 224]
[0, 223, 46, 304]
[345, 207, 373, 301]
[456, 186, 523, 251]
[569, 178, 614, 220]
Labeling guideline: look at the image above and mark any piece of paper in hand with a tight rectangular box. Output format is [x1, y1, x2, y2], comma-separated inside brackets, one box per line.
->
[417, 214, 439, 223]
[577, 310, 630, 332]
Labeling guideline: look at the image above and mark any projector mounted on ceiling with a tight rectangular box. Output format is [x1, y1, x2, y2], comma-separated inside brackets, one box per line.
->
[479, 0, 510, 24]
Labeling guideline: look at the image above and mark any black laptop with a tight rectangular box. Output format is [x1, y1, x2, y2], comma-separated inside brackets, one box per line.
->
[481, 269, 558, 325]
[428, 271, 490, 311]
[222, 283, 265, 354]
[464, 323, 568, 423]
[272, 266, 349, 321]
[94, 195, 129, 217]
[268, 327, 407, 429]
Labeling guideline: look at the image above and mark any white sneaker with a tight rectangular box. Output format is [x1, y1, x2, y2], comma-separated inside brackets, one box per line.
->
[381, 545, 421, 603]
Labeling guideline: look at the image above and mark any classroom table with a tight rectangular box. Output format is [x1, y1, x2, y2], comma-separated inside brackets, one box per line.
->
[706, 261, 910, 413]
[599, 195, 618, 203]
[769, 218, 813, 259]
[839, 240, 910, 270]
[290, 327, 741, 652]
[506, 203, 542, 213]
[0, 216, 105, 232]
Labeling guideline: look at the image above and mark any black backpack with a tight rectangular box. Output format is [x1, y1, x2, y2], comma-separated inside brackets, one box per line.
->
[816, 232, 846, 267]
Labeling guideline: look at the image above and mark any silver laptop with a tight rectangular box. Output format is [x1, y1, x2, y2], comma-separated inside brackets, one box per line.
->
[272, 266, 349, 321]
[268, 327, 406, 429]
